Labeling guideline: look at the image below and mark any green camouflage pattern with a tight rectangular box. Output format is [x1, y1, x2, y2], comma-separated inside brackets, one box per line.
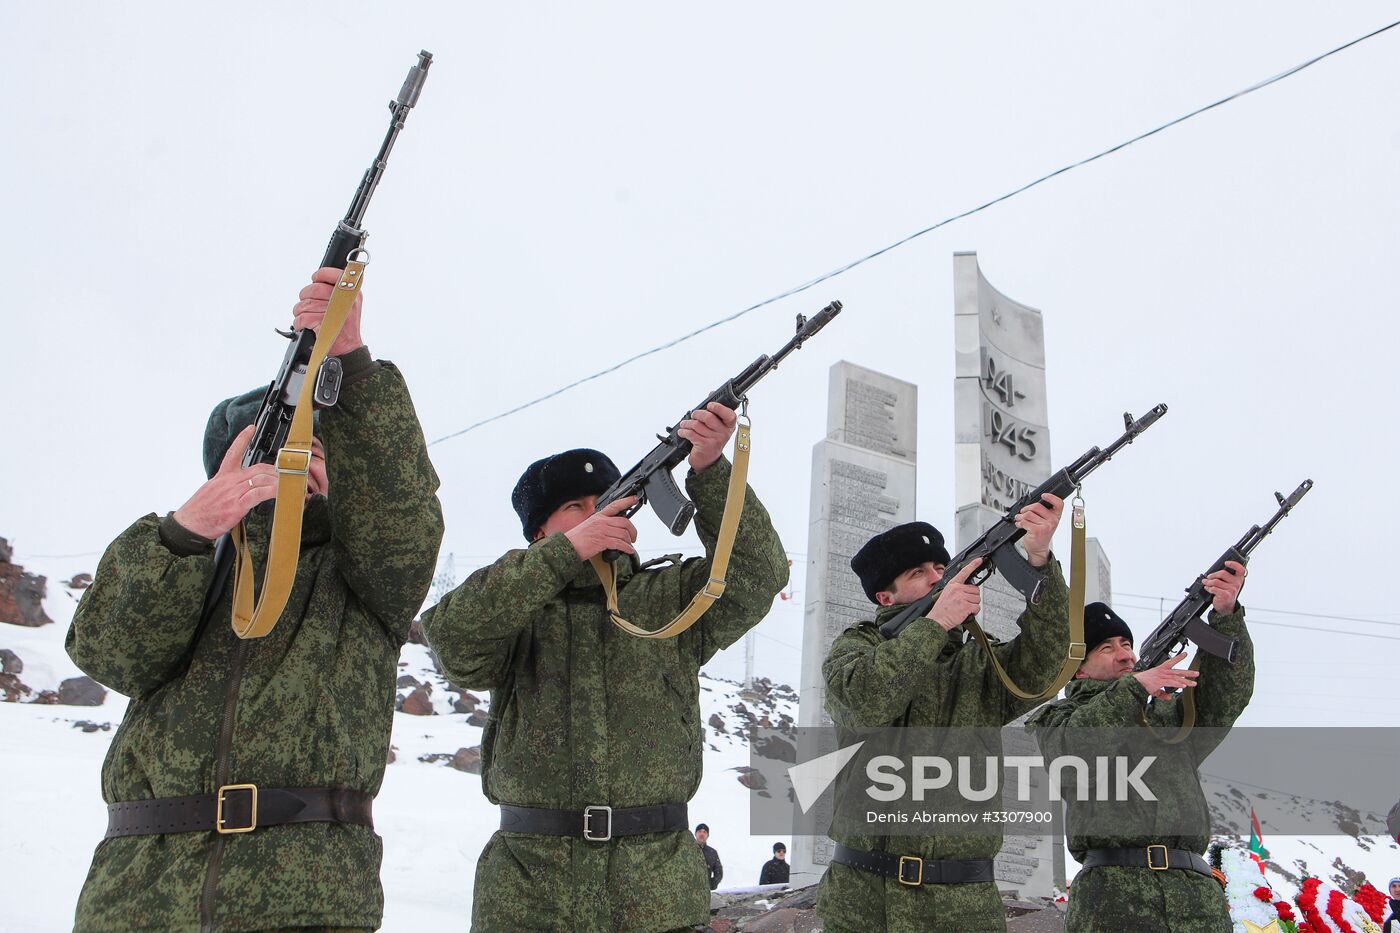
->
[65, 359, 444, 932]
[421, 456, 788, 932]
[817, 560, 1071, 933]
[1026, 606, 1255, 932]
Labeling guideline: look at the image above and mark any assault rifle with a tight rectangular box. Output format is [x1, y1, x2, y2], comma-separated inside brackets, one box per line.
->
[198, 51, 433, 626]
[1133, 479, 1313, 671]
[879, 405, 1169, 639]
[597, 301, 843, 561]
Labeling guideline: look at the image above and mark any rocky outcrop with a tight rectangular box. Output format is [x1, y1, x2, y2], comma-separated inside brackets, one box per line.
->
[451, 746, 482, 774]
[400, 684, 434, 716]
[0, 648, 21, 674]
[58, 676, 107, 706]
[0, 539, 53, 628]
[703, 884, 1065, 932]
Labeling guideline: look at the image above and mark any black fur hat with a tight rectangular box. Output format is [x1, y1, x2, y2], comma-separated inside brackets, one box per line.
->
[1083, 601, 1133, 653]
[512, 448, 621, 540]
[850, 522, 952, 603]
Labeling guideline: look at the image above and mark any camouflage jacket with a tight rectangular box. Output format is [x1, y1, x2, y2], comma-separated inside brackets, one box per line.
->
[1026, 606, 1255, 860]
[422, 456, 788, 933]
[66, 356, 443, 932]
[817, 560, 1069, 933]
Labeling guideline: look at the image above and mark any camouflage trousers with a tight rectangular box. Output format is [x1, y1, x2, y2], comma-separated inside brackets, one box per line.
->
[1065, 865, 1230, 932]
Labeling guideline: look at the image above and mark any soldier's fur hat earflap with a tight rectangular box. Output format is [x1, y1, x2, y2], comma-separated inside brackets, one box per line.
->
[512, 448, 621, 541]
[202, 388, 321, 479]
[850, 522, 952, 603]
[1082, 601, 1133, 653]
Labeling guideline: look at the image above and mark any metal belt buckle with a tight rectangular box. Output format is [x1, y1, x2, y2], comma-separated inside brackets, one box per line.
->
[276, 447, 312, 474]
[582, 805, 612, 842]
[216, 783, 258, 834]
[897, 854, 924, 886]
[1068, 641, 1087, 661]
[1146, 844, 1169, 870]
[702, 577, 727, 599]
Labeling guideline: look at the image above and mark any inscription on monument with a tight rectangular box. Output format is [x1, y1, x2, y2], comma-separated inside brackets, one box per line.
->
[843, 379, 909, 459]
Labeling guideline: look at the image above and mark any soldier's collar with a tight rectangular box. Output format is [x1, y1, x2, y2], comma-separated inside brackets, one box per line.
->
[1064, 675, 1116, 699]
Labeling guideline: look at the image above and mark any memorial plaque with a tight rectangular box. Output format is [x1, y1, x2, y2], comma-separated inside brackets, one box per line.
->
[791, 362, 917, 883]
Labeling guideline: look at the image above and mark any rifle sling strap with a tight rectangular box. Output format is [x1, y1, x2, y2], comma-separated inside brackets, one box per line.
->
[962, 496, 1088, 702]
[229, 259, 365, 639]
[589, 421, 752, 640]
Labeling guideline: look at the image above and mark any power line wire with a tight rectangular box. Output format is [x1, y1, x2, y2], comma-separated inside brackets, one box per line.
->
[428, 17, 1400, 446]
[1112, 599, 1400, 643]
[1115, 591, 1400, 628]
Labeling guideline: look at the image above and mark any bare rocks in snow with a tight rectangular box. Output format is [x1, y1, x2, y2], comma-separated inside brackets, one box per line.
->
[0, 648, 22, 674]
[451, 746, 483, 774]
[399, 684, 434, 716]
[65, 573, 93, 590]
[58, 676, 106, 706]
[0, 539, 53, 628]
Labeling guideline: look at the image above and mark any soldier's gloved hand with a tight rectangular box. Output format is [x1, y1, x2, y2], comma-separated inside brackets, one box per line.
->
[1202, 560, 1246, 614]
[292, 266, 365, 357]
[565, 496, 640, 560]
[678, 402, 737, 473]
[1133, 651, 1199, 700]
[926, 558, 982, 632]
[172, 425, 280, 540]
[1014, 493, 1063, 568]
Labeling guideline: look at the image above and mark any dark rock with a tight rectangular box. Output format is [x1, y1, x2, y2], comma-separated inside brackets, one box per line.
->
[58, 676, 107, 707]
[0, 671, 31, 702]
[467, 708, 489, 727]
[407, 617, 427, 645]
[743, 907, 813, 932]
[737, 770, 768, 791]
[705, 920, 736, 933]
[0, 648, 21, 674]
[709, 713, 726, 733]
[387, 745, 397, 764]
[72, 720, 112, 733]
[396, 675, 421, 689]
[0, 538, 11, 563]
[400, 685, 434, 716]
[753, 734, 797, 763]
[0, 559, 52, 627]
[451, 746, 483, 774]
[417, 752, 454, 765]
[65, 573, 93, 590]
[31, 689, 59, 704]
[452, 690, 480, 713]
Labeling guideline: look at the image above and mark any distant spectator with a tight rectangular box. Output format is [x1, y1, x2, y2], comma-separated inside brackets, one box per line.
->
[1384, 876, 1399, 933]
[760, 842, 790, 885]
[695, 823, 723, 890]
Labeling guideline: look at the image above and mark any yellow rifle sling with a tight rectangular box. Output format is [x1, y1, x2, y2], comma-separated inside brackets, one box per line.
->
[590, 420, 752, 640]
[229, 259, 366, 639]
[962, 494, 1089, 703]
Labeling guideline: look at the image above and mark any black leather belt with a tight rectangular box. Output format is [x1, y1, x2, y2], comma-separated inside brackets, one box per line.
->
[832, 844, 995, 886]
[105, 785, 374, 838]
[1080, 846, 1214, 878]
[499, 803, 688, 842]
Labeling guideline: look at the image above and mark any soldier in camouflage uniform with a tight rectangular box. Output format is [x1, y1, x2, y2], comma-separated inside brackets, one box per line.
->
[421, 402, 788, 932]
[1026, 561, 1253, 933]
[65, 267, 444, 932]
[818, 500, 1069, 933]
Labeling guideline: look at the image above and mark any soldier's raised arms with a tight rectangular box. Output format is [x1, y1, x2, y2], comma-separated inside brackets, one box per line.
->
[65, 270, 443, 933]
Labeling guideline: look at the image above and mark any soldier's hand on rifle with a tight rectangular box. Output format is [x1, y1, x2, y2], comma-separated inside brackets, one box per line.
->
[172, 425, 280, 540]
[1202, 560, 1246, 614]
[1015, 493, 1064, 568]
[565, 496, 640, 561]
[926, 558, 982, 632]
[678, 402, 737, 473]
[292, 267, 365, 357]
[1133, 651, 1199, 700]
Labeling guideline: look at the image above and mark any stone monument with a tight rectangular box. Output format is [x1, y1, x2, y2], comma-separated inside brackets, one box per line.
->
[790, 362, 918, 884]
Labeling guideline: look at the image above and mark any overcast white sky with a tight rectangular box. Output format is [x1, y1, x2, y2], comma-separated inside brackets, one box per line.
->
[3, 3, 1397, 728]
